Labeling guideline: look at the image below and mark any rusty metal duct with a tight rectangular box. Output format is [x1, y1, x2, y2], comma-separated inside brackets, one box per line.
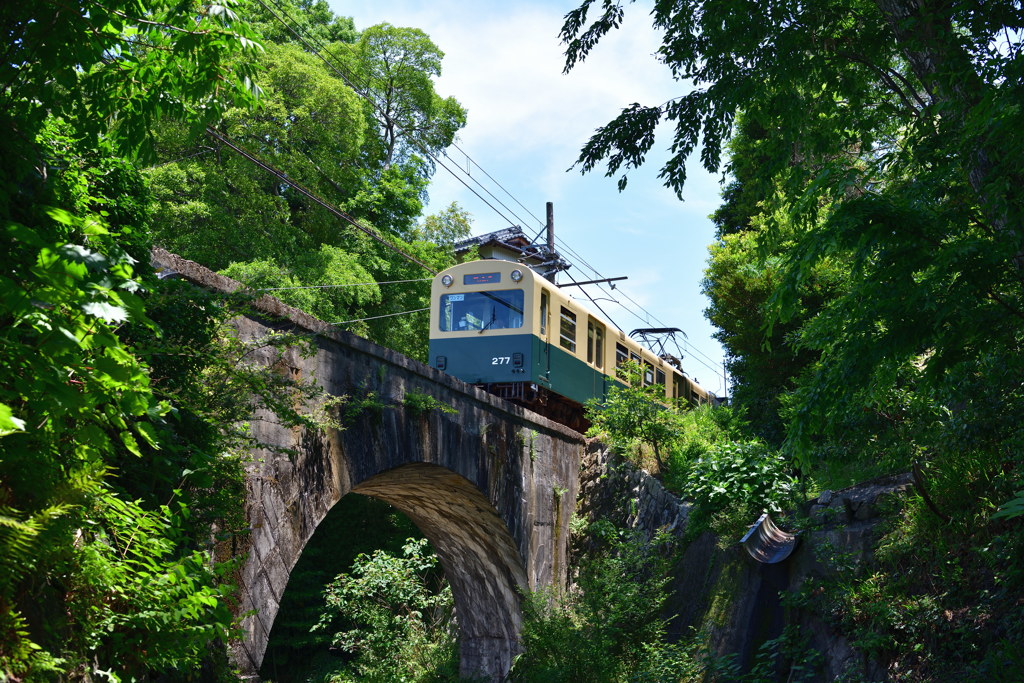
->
[740, 513, 800, 564]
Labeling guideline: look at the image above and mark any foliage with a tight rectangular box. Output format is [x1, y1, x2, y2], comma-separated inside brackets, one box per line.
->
[220, 245, 382, 335]
[145, 17, 470, 362]
[312, 538, 457, 683]
[0, 2, 347, 677]
[562, 0, 1024, 524]
[348, 23, 469, 170]
[740, 626, 821, 683]
[260, 495, 426, 681]
[561, 3, 1024, 678]
[793, 493, 1024, 680]
[0, 148, 241, 677]
[513, 528, 729, 682]
[585, 362, 686, 471]
[0, 0, 262, 166]
[244, 0, 358, 47]
[993, 489, 1024, 521]
[418, 202, 474, 248]
[702, 157, 848, 445]
[664, 403, 749, 482]
[402, 391, 458, 417]
[687, 441, 798, 519]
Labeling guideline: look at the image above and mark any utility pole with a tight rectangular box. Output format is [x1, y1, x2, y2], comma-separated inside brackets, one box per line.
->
[544, 202, 557, 283]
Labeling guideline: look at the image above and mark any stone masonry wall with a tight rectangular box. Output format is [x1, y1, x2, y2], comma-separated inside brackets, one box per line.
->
[576, 442, 913, 681]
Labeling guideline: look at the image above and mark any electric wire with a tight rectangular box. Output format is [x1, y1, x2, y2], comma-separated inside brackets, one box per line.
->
[446, 143, 546, 228]
[331, 307, 430, 326]
[562, 270, 622, 333]
[256, 277, 432, 291]
[552, 232, 726, 378]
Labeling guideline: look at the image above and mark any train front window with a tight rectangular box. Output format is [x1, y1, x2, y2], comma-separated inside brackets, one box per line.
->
[439, 290, 525, 331]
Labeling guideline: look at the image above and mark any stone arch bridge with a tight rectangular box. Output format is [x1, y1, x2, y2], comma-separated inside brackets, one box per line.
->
[152, 250, 585, 681]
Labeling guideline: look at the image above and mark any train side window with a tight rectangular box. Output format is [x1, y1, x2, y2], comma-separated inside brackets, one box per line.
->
[559, 307, 577, 352]
[656, 369, 666, 386]
[540, 291, 549, 336]
[643, 361, 654, 386]
[587, 320, 605, 368]
[673, 375, 683, 401]
[615, 344, 629, 368]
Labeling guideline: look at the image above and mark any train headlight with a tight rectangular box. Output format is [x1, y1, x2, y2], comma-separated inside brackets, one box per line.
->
[510, 269, 523, 282]
[441, 274, 453, 287]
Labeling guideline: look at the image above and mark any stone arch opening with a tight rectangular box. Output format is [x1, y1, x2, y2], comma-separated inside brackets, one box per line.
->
[353, 462, 529, 679]
[258, 493, 429, 680]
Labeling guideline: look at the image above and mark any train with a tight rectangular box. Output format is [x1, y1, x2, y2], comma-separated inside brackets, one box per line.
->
[427, 259, 714, 431]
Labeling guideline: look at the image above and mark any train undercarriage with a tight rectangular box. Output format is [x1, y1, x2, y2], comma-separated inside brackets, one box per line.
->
[474, 381, 592, 435]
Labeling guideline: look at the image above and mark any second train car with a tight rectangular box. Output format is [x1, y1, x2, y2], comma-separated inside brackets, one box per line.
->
[428, 259, 713, 431]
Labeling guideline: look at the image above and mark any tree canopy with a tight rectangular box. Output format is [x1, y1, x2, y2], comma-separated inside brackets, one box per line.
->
[562, 0, 1024, 470]
[145, 8, 469, 360]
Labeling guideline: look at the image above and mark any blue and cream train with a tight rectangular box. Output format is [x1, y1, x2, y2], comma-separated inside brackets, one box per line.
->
[428, 259, 713, 430]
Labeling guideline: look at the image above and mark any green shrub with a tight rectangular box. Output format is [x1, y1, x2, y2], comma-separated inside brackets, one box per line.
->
[685, 440, 799, 538]
[512, 528, 724, 682]
[312, 538, 457, 682]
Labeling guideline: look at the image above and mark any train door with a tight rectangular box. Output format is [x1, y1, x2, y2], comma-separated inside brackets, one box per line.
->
[540, 289, 551, 381]
[587, 318, 606, 399]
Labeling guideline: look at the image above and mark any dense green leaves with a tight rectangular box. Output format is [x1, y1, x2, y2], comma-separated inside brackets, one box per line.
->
[312, 538, 457, 682]
[351, 23, 469, 170]
[145, 16, 468, 361]
[512, 528, 729, 682]
[0, 0, 262, 166]
[563, 1, 1024, 503]
[0, 1, 282, 677]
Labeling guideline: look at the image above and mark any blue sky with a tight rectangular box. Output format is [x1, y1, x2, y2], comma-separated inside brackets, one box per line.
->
[329, 0, 731, 395]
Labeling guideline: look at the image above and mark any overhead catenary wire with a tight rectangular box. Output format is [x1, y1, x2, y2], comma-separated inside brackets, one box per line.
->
[331, 307, 430, 326]
[256, 277, 432, 291]
[445, 143, 546, 229]
[553, 233, 726, 376]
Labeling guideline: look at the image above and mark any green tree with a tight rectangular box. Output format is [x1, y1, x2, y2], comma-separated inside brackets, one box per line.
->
[560, 1, 1024, 495]
[349, 23, 468, 170]
[148, 40, 369, 269]
[146, 18, 468, 360]
[312, 538, 457, 682]
[419, 202, 474, 247]
[585, 362, 686, 472]
[511, 528, 721, 682]
[0, 1, 307, 677]
[244, 0, 358, 47]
